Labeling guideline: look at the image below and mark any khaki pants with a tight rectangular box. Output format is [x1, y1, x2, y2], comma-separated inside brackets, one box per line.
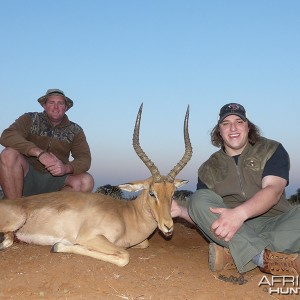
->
[188, 189, 300, 273]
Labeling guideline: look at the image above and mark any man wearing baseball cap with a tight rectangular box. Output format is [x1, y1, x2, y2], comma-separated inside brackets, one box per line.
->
[0, 89, 94, 199]
[172, 102, 300, 276]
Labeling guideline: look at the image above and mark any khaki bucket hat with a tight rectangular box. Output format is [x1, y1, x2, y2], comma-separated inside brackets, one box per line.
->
[37, 89, 73, 110]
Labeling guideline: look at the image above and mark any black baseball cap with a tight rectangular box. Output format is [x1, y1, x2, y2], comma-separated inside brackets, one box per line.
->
[218, 103, 247, 123]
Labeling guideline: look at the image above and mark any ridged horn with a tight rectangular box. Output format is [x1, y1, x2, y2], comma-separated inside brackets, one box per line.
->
[133, 103, 162, 182]
[166, 105, 193, 182]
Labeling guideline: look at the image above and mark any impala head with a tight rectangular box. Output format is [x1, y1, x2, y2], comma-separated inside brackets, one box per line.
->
[120, 103, 193, 237]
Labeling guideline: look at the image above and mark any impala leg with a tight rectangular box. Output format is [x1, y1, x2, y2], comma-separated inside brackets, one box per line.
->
[131, 238, 149, 249]
[0, 232, 15, 250]
[51, 235, 130, 267]
[0, 204, 25, 250]
[0, 201, 26, 233]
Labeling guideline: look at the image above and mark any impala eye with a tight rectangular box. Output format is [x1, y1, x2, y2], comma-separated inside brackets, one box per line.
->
[149, 191, 155, 197]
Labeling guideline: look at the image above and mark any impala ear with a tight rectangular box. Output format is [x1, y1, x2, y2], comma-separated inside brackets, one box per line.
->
[174, 179, 189, 189]
[118, 181, 149, 192]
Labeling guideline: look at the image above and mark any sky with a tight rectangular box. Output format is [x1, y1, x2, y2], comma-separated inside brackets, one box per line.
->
[0, 0, 299, 197]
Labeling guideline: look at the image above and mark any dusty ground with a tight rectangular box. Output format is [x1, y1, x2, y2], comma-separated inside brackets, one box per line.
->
[0, 220, 298, 300]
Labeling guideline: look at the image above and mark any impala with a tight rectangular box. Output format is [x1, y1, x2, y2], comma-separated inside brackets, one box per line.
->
[0, 103, 192, 267]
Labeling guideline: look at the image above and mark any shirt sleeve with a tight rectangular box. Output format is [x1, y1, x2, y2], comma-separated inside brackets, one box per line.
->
[68, 129, 92, 174]
[196, 177, 208, 190]
[0, 113, 37, 156]
[262, 143, 290, 184]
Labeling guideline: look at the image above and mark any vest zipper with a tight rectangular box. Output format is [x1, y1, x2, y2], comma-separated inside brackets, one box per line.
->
[236, 159, 246, 199]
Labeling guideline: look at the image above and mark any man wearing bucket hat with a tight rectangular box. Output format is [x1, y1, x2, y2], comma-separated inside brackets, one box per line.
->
[171, 103, 300, 276]
[0, 89, 94, 199]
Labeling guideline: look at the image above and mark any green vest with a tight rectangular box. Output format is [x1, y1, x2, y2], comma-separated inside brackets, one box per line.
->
[198, 137, 291, 217]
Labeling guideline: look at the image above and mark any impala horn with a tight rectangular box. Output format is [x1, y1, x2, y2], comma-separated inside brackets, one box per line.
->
[166, 105, 193, 182]
[133, 103, 162, 182]
[132, 103, 193, 183]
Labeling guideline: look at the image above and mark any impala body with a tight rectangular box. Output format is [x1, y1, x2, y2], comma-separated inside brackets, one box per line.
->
[0, 104, 192, 267]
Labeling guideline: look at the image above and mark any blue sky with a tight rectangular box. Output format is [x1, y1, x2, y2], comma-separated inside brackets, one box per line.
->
[0, 0, 299, 197]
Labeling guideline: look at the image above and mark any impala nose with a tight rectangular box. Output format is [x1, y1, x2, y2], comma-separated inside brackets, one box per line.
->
[164, 224, 174, 237]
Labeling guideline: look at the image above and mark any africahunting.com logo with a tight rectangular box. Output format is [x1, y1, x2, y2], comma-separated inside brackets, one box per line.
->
[258, 275, 300, 295]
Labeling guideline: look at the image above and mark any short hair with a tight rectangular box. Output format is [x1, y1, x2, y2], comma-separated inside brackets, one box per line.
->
[210, 120, 262, 148]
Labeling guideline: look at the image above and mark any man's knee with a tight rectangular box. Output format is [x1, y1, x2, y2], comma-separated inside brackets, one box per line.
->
[188, 189, 223, 224]
[0, 148, 21, 165]
[65, 172, 94, 192]
[80, 173, 94, 192]
[0, 148, 28, 173]
[190, 189, 222, 209]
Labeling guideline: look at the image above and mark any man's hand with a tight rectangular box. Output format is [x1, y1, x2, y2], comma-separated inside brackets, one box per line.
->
[38, 152, 67, 176]
[171, 199, 182, 218]
[210, 207, 247, 242]
[171, 199, 195, 224]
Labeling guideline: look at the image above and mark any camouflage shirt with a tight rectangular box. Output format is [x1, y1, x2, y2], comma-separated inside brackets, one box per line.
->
[0, 111, 91, 175]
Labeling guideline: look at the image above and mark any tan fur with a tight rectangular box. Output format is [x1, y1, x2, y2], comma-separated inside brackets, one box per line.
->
[0, 177, 187, 267]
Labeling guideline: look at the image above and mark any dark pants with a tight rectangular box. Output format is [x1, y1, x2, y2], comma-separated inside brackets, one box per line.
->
[23, 164, 67, 196]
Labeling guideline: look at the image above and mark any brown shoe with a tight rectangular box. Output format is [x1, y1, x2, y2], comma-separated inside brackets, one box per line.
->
[260, 249, 300, 276]
[209, 243, 236, 272]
